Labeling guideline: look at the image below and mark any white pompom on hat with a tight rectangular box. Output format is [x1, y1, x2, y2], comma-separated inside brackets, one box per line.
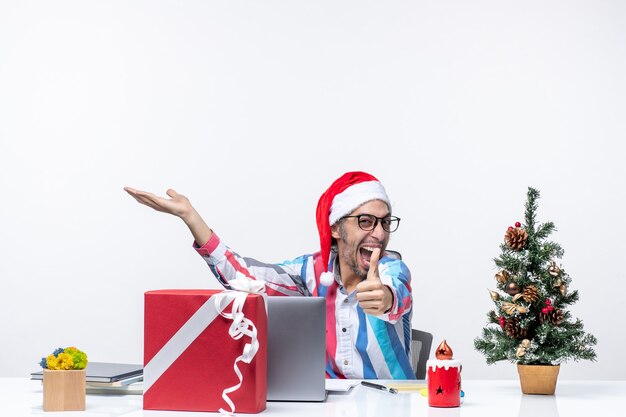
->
[315, 171, 390, 286]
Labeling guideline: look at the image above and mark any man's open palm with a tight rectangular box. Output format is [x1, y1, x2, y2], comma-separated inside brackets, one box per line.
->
[124, 187, 192, 219]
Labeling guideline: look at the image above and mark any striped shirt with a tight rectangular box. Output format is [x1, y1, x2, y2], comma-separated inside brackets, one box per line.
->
[194, 233, 415, 380]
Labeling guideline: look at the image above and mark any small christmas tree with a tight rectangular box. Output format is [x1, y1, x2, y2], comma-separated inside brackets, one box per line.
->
[474, 187, 597, 365]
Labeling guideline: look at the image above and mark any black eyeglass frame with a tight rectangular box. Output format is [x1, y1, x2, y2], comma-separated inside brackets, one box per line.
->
[340, 214, 401, 233]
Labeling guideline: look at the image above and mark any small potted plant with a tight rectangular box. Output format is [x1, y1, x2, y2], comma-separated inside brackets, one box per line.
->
[39, 347, 88, 411]
[474, 188, 596, 394]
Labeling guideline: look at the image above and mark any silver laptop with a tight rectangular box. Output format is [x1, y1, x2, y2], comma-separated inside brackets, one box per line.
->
[266, 296, 327, 401]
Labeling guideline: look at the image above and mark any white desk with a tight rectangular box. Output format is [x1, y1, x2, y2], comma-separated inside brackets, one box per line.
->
[2, 378, 623, 417]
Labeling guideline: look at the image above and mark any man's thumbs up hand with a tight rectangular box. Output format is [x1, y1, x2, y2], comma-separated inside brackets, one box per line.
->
[356, 248, 394, 316]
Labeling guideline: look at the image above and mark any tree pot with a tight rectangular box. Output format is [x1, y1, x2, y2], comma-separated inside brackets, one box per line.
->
[43, 369, 86, 411]
[517, 364, 560, 395]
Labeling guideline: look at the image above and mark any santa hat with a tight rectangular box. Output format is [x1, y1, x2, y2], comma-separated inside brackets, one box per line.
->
[315, 171, 391, 286]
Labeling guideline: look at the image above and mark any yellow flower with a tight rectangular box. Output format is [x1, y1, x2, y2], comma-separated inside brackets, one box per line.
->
[46, 354, 59, 370]
[47, 353, 74, 370]
[56, 353, 74, 370]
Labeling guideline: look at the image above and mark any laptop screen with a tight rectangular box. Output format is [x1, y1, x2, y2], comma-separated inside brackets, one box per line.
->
[266, 296, 326, 401]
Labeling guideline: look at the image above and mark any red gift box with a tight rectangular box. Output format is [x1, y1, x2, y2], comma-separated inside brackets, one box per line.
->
[143, 289, 267, 413]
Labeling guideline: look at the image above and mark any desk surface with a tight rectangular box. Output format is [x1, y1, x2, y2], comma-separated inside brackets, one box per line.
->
[2, 378, 624, 417]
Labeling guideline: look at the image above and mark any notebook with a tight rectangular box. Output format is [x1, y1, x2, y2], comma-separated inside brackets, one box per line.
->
[266, 296, 327, 401]
[31, 362, 143, 383]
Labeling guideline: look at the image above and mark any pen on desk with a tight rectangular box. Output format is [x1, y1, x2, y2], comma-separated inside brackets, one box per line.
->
[361, 381, 398, 394]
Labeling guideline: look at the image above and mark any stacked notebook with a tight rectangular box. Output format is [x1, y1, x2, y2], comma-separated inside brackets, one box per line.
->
[31, 362, 143, 394]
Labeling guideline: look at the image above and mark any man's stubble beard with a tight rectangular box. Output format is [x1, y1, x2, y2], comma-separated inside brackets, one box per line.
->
[338, 222, 368, 280]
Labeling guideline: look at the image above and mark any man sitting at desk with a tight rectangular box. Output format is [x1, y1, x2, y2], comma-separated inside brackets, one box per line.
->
[125, 171, 414, 379]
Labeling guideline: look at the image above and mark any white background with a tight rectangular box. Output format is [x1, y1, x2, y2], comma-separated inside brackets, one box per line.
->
[1, 1, 624, 380]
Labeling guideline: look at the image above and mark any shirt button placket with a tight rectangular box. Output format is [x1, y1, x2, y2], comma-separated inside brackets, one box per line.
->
[337, 294, 353, 378]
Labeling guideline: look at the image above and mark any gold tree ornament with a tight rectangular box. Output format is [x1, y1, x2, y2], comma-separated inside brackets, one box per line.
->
[548, 261, 561, 277]
[501, 302, 529, 315]
[488, 289, 500, 301]
[501, 302, 517, 315]
[516, 339, 531, 357]
[504, 227, 528, 250]
[553, 277, 567, 295]
[521, 285, 540, 303]
[506, 282, 521, 296]
[495, 270, 510, 283]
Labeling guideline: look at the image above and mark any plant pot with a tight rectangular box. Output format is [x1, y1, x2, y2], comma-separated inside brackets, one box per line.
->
[43, 369, 86, 411]
[517, 364, 560, 395]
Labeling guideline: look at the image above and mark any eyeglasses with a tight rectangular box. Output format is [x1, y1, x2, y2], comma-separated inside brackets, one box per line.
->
[340, 214, 401, 233]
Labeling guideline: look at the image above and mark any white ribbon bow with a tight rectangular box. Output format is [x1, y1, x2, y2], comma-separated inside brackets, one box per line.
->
[216, 273, 266, 415]
[228, 273, 267, 294]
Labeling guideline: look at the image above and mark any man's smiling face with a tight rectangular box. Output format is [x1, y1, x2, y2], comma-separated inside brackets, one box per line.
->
[332, 199, 390, 280]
